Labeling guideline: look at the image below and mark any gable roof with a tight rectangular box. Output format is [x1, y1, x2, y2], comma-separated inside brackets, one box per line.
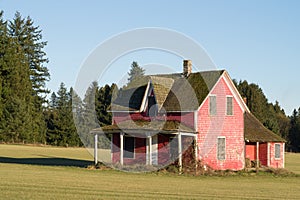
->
[112, 70, 224, 112]
[244, 112, 285, 142]
[150, 76, 174, 111]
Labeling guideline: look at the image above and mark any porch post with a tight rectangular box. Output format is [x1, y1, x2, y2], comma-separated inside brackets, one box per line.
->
[148, 135, 152, 165]
[178, 132, 182, 173]
[94, 134, 98, 165]
[256, 142, 259, 169]
[120, 132, 124, 165]
[194, 135, 198, 170]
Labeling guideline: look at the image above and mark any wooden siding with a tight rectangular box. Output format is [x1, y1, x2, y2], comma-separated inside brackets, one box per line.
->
[269, 142, 285, 168]
[197, 77, 245, 170]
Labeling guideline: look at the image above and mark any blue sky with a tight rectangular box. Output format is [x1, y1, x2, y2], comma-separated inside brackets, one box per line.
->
[1, 0, 300, 115]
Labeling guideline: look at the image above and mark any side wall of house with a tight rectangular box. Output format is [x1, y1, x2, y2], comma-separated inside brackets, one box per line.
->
[269, 142, 285, 168]
[197, 77, 245, 170]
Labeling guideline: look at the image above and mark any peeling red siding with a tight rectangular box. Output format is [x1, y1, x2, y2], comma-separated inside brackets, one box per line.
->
[197, 77, 245, 170]
[269, 142, 284, 168]
[245, 144, 256, 160]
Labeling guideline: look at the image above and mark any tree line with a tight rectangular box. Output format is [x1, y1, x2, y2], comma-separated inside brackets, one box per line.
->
[0, 11, 299, 151]
[44, 82, 116, 147]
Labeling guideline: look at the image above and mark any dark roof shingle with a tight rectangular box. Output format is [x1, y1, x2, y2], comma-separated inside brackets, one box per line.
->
[244, 112, 285, 142]
[111, 70, 224, 112]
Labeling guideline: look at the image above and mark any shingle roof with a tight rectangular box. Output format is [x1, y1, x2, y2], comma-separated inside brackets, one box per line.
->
[112, 85, 148, 111]
[244, 112, 285, 142]
[91, 120, 196, 134]
[150, 76, 174, 111]
[111, 70, 224, 112]
[162, 71, 223, 111]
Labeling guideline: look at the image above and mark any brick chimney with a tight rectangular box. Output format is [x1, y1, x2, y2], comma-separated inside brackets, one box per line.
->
[183, 60, 192, 77]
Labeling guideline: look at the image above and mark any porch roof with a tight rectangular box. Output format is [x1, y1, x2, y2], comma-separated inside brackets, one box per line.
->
[91, 120, 196, 134]
[244, 112, 285, 143]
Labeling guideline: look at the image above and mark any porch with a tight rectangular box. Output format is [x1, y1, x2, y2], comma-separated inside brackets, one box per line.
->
[91, 120, 198, 172]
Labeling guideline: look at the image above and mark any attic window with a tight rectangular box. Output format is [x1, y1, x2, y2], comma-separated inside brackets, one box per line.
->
[147, 95, 157, 117]
[217, 137, 226, 160]
[209, 95, 217, 115]
[275, 143, 281, 159]
[226, 96, 233, 116]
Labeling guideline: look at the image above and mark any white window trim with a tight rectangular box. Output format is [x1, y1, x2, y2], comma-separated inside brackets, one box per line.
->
[209, 95, 217, 116]
[226, 95, 234, 116]
[274, 143, 281, 160]
[217, 136, 226, 161]
[123, 135, 135, 159]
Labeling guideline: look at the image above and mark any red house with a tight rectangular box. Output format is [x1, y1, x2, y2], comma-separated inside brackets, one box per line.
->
[92, 60, 285, 171]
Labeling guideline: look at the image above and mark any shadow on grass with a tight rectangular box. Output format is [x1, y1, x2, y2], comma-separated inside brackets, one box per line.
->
[0, 156, 93, 167]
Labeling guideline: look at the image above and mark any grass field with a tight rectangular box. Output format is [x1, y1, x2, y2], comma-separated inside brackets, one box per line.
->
[1, 144, 300, 199]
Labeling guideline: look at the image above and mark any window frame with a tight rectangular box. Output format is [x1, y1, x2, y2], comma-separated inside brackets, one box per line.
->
[209, 95, 217, 116]
[274, 143, 281, 159]
[226, 96, 234, 116]
[217, 136, 226, 161]
[123, 136, 135, 159]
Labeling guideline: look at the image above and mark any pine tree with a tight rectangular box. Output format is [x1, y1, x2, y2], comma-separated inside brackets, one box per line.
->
[95, 83, 118, 126]
[81, 81, 99, 147]
[127, 61, 145, 83]
[288, 109, 300, 152]
[8, 12, 50, 97]
[235, 80, 280, 134]
[0, 33, 33, 143]
[45, 83, 81, 146]
[7, 12, 50, 143]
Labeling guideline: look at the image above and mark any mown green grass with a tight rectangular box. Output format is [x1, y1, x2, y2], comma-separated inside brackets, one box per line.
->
[285, 152, 300, 175]
[1, 144, 300, 199]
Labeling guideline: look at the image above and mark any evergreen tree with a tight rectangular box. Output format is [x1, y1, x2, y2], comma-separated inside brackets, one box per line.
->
[8, 12, 50, 97]
[95, 83, 118, 126]
[45, 83, 81, 146]
[7, 11, 50, 143]
[288, 109, 300, 152]
[127, 61, 145, 83]
[234, 79, 293, 145]
[81, 81, 99, 147]
[0, 32, 33, 143]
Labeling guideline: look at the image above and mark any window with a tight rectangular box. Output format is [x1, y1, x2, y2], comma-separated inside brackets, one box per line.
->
[275, 143, 281, 159]
[217, 137, 226, 160]
[169, 136, 178, 161]
[124, 136, 134, 158]
[148, 96, 157, 117]
[209, 96, 217, 115]
[226, 96, 233, 115]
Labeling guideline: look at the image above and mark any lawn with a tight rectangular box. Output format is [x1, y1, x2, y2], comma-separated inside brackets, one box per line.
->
[0, 144, 300, 199]
[285, 152, 300, 175]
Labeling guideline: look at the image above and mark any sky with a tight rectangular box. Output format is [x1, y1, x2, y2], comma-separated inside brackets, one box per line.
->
[1, 0, 300, 115]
